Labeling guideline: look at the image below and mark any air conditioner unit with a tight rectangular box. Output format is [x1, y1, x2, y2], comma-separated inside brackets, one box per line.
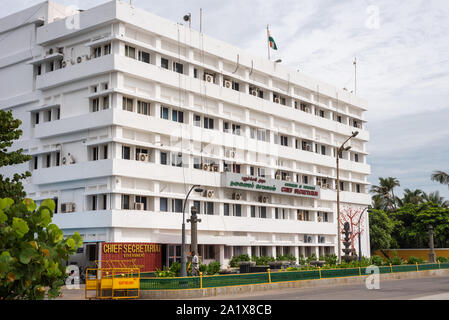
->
[77, 56, 82, 64]
[286, 176, 291, 181]
[202, 163, 210, 171]
[62, 157, 67, 165]
[84, 54, 92, 61]
[317, 216, 322, 222]
[206, 190, 214, 198]
[224, 80, 232, 88]
[205, 74, 214, 83]
[274, 97, 280, 104]
[305, 145, 311, 151]
[304, 235, 312, 243]
[232, 192, 241, 200]
[61, 202, 75, 213]
[317, 181, 322, 187]
[46, 47, 55, 55]
[258, 195, 268, 203]
[138, 153, 149, 162]
[250, 89, 258, 96]
[275, 174, 281, 180]
[57, 47, 64, 54]
[212, 164, 219, 172]
[134, 202, 144, 210]
[61, 61, 67, 68]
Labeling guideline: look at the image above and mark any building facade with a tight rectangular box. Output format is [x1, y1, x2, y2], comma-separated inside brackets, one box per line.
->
[0, 1, 371, 270]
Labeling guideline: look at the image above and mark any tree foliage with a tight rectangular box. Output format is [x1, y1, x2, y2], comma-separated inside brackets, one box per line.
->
[0, 198, 83, 300]
[0, 110, 32, 202]
[368, 208, 396, 252]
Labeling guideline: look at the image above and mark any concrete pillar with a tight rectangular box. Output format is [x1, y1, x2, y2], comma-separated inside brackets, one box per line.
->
[294, 246, 299, 264]
[271, 246, 276, 259]
[219, 245, 225, 266]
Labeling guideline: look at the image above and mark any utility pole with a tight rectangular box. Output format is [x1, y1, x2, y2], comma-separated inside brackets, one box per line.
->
[429, 225, 436, 263]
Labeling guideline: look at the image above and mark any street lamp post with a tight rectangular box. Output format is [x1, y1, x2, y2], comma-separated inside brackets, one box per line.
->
[356, 207, 368, 261]
[180, 185, 203, 277]
[336, 131, 359, 264]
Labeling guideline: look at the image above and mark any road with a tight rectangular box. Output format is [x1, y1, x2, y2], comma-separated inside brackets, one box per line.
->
[192, 276, 449, 300]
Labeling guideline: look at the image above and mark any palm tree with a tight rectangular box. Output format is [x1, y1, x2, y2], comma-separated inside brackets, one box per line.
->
[431, 171, 449, 188]
[422, 191, 449, 208]
[370, 177, 400, 211]
[400, 188, 425, 205]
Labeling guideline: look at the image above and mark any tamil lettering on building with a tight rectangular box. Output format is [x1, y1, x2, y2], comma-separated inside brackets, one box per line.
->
[222, 172, 320, 198]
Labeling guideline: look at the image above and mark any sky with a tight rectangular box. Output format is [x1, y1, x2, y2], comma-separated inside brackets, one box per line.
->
[1, 0, 448, 199]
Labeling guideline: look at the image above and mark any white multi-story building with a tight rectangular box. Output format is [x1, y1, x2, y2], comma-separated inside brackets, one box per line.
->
[0, 1, 371, 269]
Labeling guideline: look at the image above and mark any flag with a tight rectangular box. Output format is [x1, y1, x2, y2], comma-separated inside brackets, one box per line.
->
[267, 29, 278, 50]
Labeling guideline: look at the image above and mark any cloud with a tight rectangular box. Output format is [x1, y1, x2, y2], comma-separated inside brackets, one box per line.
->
[2, 0, 448, 201]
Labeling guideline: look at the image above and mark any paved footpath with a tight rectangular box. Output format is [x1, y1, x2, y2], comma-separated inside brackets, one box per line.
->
[54, 276, 449, 300]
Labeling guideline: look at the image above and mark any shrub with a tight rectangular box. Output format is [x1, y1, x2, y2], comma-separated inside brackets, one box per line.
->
[199, 264, 207, 273]
[306, 253, 317, 264]
[370, 255, 384, 266]
[297, 254, 306, 265]
[229, 254, 250, 267]
[436, 256, 449, 263]
[407, 256, 425, 265]
[286, 267, 298, 271]
[276, 253, 296, 262]
[388, 256, 403, 265]
[252, 256, 275, 265]
[169, 261, 181, 277]
[206, 261, 221, 275]
[324, 254, 338, 266]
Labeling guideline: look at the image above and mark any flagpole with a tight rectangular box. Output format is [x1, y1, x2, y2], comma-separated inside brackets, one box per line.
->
[267, 24, 270, 60]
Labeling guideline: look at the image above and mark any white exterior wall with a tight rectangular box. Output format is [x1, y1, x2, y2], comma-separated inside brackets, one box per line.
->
[0, 0, 371, 268]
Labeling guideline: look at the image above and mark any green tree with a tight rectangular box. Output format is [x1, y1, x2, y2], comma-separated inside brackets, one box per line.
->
[370, 177, 400, 211]
[392, 202, 449, 249]
[422, 191, 449, 208]
[397, 188, 425, 206]
[0, 198, 83, 300]
[368, 208, 396, 252]
[431, 171, 449, 188]
[0, 110, 32, 202]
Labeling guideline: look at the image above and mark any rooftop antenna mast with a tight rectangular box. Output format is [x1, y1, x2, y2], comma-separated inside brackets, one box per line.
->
[200, 8, 203, 33]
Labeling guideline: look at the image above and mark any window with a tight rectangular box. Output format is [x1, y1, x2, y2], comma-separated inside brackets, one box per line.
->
[46, 110, 52, 122]
[193, 68, 198, 78]
[138, 51, 150, 64]
[193, 157, 201, 169]
[160, 198, 168, 212]
[103, 145, 108, 159]
[204, 117, 214, 129]
[259, 207, 266, 218]
[103, 96, 109, 109]
[258, 90, 264, 99]
[92, 98, 99, 112]
[173, 62, 183, 74]
[303, 175, 309, 184]
[137, 101, 149, 115]
[250, 166, 255, 176]
[233, 204, 241, 217]
[33, 157, 38, 170]
[337, 115, 342, 123]
[125, 45, 136, 59]
[354, 153, 359, 162]
[161, 57, 169, 69]
[232, 124, 240, 135]
[102, 194, 107, 210]
[223, 122, 229, 133]
[356, 184, 361, 193]
[135, 196, 147, 210]
[37, 65, 42, 75]
[319, 110, 325, 118]
[280, 136, 288, 147]
[46, 154, 51, 168]
[340, 181, 345, 191]
[232, 82, 239, 91]
[104, 44, 111, 55]
[251, 206, 256, 218]
[321, 145, 326, 155]
[171, 153, 182, 167]
[35, 113, 39, 125]
[135, 148, 148, 160]
[92, 195, 97, 211]
[172, 199, 183, 213]
[123, 97, 133, 112]
[172, 110, 184, 123]
[224, 203, 230, 216]
[122, 195, 130, 210]
[160, 107, 169, 120]
[122, 146, 131, 160]
[55, 152, 60, 166]
[92, 147, 99, 161]
[193, 201, 201, 214]
[257, 130, 267, 142]
[204, 202, 214, 215]
[194, 115, 201, 127]
[257, 168, 265, 178]
[160, 152, 168, 165]
[93, 47, 101, 58]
